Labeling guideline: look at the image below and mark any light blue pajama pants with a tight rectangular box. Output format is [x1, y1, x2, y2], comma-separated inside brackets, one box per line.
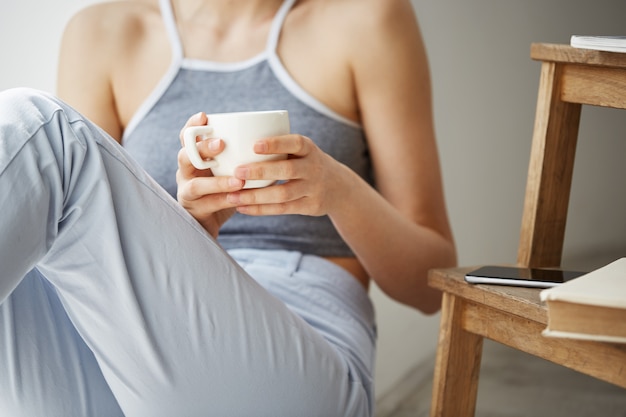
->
[0, 88, 376, 417]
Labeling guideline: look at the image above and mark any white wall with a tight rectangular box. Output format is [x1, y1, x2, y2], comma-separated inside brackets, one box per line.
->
[0, 0, 89, 92]
[2, 0, 626, 411]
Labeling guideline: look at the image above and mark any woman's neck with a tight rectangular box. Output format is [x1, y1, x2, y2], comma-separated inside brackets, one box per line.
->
[172, 0, 284, 27]
[170, 0, 285, 61]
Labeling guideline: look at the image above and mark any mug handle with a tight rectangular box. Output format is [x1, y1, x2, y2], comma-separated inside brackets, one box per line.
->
[183, 125, 219, 170]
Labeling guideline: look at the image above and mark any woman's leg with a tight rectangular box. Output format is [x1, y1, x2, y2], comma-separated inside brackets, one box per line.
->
[0, 270, 124, 417]
[0, 88, 372, 417]
[230, 249, 377, 413]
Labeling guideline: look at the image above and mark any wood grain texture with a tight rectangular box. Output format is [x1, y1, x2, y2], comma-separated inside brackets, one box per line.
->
[517, 62, 581, 268]
[430, 293, 483, 417]
[531, 43, 626, 68]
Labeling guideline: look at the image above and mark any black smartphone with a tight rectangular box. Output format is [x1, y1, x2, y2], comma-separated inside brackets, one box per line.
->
[464, 266, 586, 288]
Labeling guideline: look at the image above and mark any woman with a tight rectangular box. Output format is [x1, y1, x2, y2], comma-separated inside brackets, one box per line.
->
[0, 0, 456, 415]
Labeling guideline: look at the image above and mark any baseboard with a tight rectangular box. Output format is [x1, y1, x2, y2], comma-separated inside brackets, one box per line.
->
[374, 356, 435, 417]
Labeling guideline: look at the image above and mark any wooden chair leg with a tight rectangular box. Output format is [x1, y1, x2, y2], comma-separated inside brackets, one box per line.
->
[518, 61, 581, 268]
[430, 293, 484, 417]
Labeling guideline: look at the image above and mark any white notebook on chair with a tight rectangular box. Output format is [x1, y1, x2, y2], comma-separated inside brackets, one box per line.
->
[570, 35, 626, 53]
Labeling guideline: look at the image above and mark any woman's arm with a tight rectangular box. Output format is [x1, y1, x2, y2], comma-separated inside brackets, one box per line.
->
[335, 0, 456, 312]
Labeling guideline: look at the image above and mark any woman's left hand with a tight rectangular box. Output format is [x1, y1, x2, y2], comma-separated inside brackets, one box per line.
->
[227, 134, 353, 217]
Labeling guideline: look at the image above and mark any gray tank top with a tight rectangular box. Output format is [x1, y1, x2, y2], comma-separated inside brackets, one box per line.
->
[123, 0, 373, 257]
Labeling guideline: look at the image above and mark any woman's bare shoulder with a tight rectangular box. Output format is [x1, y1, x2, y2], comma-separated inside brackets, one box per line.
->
[311, 0, 416, 28]
[71, 0, 159, 18]
[302, 0, 420, 61]
[57, 0, 165, 138]
[63, 0, 160, 45]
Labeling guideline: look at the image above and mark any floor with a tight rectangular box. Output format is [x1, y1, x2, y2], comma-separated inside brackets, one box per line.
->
[384, 339, 626, 417]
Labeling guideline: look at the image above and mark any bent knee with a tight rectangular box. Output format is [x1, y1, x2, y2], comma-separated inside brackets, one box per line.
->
[0, 88, 85, 141]
[0, 87, 57, 109]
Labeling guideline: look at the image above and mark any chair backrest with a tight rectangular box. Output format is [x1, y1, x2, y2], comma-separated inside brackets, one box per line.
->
[517, 44, 626, 268]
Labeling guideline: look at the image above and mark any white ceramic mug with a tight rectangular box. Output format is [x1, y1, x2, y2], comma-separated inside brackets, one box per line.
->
[183, 110, 290, 189]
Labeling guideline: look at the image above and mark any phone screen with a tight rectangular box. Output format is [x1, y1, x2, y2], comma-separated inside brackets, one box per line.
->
[465, 266, 586, 288]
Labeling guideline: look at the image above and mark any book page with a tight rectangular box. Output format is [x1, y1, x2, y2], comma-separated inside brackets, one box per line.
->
[571, 35, 626, 53]
[540, 258, 626, 308]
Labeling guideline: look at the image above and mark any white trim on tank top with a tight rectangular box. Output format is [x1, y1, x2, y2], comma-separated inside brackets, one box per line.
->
[122, 0, 360, 144]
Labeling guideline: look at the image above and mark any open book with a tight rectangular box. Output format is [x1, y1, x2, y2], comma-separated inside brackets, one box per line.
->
[540, 258, 626, 343]
[571, 35, 626, 53]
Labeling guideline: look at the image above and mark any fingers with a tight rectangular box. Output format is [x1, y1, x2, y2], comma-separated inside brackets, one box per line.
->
[233, 158, 313, 187]
[227, 180, 326, 217]
[233, 134, 316, 182]
[177, 138, 225, 177]
[176, 145, 245, 209]
[176, 174, 243, 238]
[176, 166, 245, 231]
[226, 134, 331, 216]
[178, 112, 208, 146]
[177, 174, 244, 204]
[253, 134, 311, 157]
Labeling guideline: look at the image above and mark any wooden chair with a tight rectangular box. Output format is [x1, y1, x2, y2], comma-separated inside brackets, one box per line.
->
[427, 43, 626, 417]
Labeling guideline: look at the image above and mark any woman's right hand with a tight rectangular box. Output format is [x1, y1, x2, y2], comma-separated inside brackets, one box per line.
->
[176, 112, 245, 238]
